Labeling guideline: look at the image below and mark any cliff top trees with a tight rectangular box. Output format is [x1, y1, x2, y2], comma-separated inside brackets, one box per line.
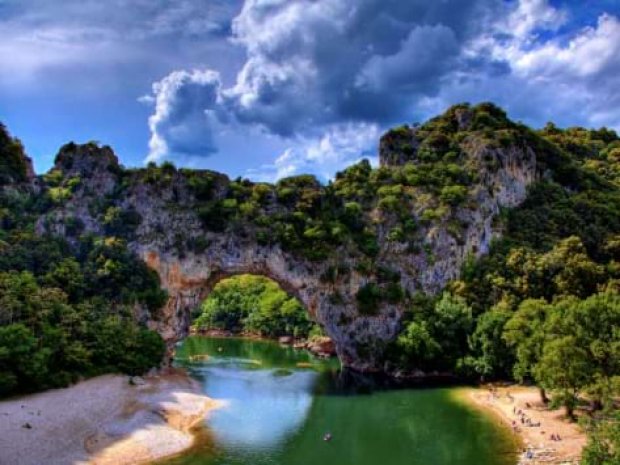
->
[0, 123, 29, 185]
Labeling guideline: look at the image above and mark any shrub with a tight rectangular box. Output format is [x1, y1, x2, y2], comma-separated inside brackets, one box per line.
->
[440, 185, 468, 206]
[356, 283, 383, 315]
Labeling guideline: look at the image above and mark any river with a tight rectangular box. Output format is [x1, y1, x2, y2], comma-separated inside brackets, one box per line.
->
[159, 336, 517, 465]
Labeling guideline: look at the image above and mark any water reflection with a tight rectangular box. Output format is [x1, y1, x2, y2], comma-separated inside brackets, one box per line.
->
[197, 366, 315, 449]
[167, 336, 517, 465]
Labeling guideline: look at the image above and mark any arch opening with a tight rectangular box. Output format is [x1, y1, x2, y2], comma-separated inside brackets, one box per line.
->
[190, 273, 323, 341]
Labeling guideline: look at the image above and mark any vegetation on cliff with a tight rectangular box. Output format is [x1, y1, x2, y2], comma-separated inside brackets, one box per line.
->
[0, 125, 166, 397]
[1, 103, 619, 456]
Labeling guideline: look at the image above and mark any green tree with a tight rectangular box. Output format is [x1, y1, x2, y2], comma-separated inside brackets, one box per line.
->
[534, 336, 591, 420]
[581, 410, 620, 465]
[42, 258, 86, 302]
[0, 324, 49, 395]
[545, 292, 620, 410]
[193, 275, 315, 338]
[465, 305, 514, 380]
[503, 298, 551, 403]
[393, 293, 472, 372]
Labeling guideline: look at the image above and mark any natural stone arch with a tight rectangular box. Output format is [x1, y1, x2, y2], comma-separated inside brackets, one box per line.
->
[38, 105, 540, 372]
[139, 241, 402, 371]
[146, 250, 317, 345]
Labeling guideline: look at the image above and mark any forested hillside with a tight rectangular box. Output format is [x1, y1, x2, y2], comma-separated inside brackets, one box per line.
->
[0, 124, 166, 396]
[1, 103, 619, 462]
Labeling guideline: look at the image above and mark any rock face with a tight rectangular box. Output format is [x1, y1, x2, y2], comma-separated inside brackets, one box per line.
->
[37, 107, 540, 372]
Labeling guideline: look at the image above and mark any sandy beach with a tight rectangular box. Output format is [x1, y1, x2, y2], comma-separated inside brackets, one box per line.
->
[462, 386, 587, 465]
[0, 370, 221, 465]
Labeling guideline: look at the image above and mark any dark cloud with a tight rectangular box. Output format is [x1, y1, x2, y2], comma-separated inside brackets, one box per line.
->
[4, 0, 620, 179]
[144, 0, 508, 162]
[221, 0, 503, 136]
[144, 0, 620, 174]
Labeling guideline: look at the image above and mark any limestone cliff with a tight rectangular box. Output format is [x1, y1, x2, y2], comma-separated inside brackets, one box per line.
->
[37, 103, 540, 372]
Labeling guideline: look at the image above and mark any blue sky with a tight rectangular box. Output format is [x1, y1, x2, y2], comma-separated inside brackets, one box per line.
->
[1, 0, 619, 180]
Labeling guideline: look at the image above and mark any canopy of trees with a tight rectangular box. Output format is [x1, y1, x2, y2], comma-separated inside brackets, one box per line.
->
[382, 108, 620, 454]
[192, 274, 316, 338]
[0, 128, 166, 397]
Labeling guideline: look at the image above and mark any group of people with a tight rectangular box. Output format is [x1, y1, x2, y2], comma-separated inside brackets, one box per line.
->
[485, 386, 565, 448]
[512, 407, 540, 429]
[511, 406, 563, 442]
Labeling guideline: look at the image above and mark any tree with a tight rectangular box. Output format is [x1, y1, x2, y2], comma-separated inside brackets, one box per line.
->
[0, 271, 39, 325]
[581, 410, 620, 465]
[545, 292, 620, 410]
[0, 123, 29, 185]
[42, 258, 86, 302]
[0, 324, 49, 395]
[396, 321, 440, 364]
[432, 293, 473, 362]
[193, 275, 314, 338]
[503, 299, 551, 403]
[394, 293, 472, 372]
[465, 304, 514, 380]
[534, 336, 591, 420]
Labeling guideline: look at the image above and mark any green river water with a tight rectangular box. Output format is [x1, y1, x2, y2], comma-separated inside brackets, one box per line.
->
[160, 336, 517, 465]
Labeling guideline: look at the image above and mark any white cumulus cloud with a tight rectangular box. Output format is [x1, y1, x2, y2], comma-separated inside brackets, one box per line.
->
[142, 0, 620, 176]
[145, 69, 223, 162]
[246, 122, 380, 182]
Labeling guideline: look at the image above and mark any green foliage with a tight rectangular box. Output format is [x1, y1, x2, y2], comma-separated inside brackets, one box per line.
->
[186, 172, 216, 201]
[503, 299, 549, 382]
[389, 293, 473, 372]
[0, 272, 165, 396]
[439, 185, 468, 206]
[47, 186, 72, 204]
[193, 274, 315, 338]
[501, 292, 620, 418]
[0, 124, 29, 185]
[463, 306, 514, 379]
[102, 206, 142, 239]
[355, 270, 406, 315]
[581, 409, 620, 465]
[356, 283, 383, 315]
[534, 335, 590, 419]
[0, 133, 167, 397]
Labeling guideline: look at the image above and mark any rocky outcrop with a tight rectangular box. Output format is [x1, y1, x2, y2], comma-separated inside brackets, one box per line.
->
[37, 107, 540, 372]
[379, 125, 420, 167]
[299, 337, 336, 358]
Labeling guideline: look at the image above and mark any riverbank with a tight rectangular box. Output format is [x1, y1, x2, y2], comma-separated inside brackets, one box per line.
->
[190, 329, 337, 358]
[460, 386, 587, 465]
[0, 369, 221, 465]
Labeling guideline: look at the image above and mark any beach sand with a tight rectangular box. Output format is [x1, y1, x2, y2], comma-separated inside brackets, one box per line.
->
[462, 385, 587, 465]
[0, 369, 221, 465]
